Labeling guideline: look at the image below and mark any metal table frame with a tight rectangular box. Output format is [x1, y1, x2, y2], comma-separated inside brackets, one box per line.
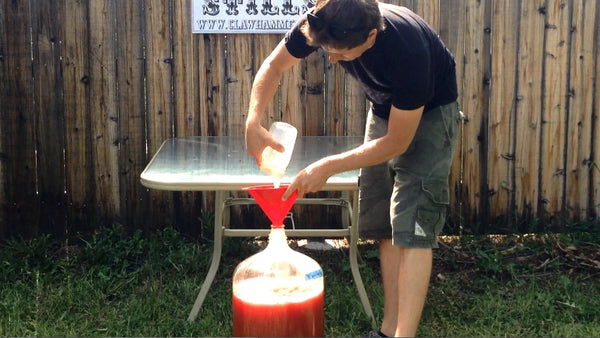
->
[140, 136, 375, 327]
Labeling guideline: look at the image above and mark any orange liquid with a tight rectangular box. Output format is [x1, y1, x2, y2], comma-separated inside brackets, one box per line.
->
[232, 280, 324, 337]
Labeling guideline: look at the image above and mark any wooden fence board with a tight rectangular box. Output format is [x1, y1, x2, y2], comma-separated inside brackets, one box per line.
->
[539, 0, 570, 228]
[195, 34, 224, 214]
[212, 35, 228, 135]
[89, 0, 121, 227]
[439, 0, 466, 233]
[413, 0, 438, 33]
[226, 35, 253, 135]
[174, 0, 200, 137]
[1, 0, 40, 238]
[565, 0, 597, 222]
[197, 35, 211, 136]
[345, 76, 367, 137]
[514, 0, 545, 226]
[460, 0, 491, 231]
[592, 2, 600, 220]
[225, 34, 256, 222]
[325, 63, 344, 136]
[145, 0, 176, 229]
[173, 0, 203, 235]
[200, 35, 225, 135]
[146, 0, 175, 151]
[0, 0, 6, 231]
[62, 0, 94, 234]
[32, 0, 67, 236]
[488, 0, 519, 230]
[300, 49, 327, 135]
[115, 0, 150, 229]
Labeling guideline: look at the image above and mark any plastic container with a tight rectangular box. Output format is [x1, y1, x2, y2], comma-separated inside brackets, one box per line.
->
[232, 227, 324, 337]
[233, 184, 324, 337]
[259, 122, 297, 187]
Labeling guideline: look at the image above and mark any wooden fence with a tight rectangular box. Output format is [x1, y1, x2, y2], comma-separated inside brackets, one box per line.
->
[1, 0, 599, 239]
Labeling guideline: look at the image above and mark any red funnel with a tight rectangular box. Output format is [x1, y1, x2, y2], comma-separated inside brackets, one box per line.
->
[244, 184, 298, 226]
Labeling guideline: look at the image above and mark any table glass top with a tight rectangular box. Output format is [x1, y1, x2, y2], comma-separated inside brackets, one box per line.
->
[140, 136, 363, 191]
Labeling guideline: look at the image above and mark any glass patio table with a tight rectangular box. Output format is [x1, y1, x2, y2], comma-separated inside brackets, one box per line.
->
[140, 135, 375, 326]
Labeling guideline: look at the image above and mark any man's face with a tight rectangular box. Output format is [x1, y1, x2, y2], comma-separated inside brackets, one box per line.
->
[321, 29, 377, 63]
[322, 44, 365, 63]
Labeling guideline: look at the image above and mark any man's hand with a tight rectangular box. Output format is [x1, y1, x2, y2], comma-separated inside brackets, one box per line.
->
[282, 160, 330, 200]
[245, 123, 285, 166]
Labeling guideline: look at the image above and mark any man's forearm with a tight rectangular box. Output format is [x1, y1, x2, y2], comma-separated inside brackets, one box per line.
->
[246, 63, 283, 127]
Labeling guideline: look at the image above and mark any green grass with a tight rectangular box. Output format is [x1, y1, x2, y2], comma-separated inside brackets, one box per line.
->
[0, 224, 599, 336]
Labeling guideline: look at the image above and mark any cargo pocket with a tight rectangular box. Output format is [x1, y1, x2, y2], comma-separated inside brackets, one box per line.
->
[422, 178, 449, 206]
[414, 208, 443, 236]
[415, 179, 450, 239]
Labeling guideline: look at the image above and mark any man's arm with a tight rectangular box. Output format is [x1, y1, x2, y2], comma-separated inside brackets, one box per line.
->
[245, 39, 301, 165]
[283, 105, 424, 199]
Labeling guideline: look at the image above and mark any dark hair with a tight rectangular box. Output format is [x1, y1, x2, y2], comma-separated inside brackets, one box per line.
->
[301, 0, 384, 49]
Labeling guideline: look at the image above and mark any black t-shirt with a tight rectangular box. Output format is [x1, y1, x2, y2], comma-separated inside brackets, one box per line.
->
[285, 3, 458, 119]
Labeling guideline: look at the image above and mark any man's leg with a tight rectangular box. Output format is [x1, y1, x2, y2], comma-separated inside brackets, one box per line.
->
[359, 102, 461, 337]
[379, 240, 432, 337]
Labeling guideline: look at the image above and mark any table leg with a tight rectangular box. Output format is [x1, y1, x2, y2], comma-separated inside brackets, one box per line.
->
[187, 190, 226, 322]
[349, 192, 377, 328]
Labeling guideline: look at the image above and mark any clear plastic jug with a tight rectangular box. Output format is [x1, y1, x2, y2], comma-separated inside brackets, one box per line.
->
[232, 227, 324, 337]
[259, 122, 297, 188]
[233, 184, 324, 337]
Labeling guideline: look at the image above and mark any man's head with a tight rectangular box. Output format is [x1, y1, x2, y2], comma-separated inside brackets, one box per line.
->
[300, 0, 384, 51]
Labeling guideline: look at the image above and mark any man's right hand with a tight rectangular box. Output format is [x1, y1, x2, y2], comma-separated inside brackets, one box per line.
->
[245, 122, 285, 167]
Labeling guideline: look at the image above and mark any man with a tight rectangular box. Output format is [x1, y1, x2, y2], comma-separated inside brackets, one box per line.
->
[244, 0, 461, 336]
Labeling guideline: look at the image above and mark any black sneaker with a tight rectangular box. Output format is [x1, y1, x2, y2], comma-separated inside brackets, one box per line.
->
[361, 330, 384, 338]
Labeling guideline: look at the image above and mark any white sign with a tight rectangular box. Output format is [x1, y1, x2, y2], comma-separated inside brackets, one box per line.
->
[192, 0, 315, 34]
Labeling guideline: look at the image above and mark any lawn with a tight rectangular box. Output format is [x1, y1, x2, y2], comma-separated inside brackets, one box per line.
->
[0, 224, 599, 337]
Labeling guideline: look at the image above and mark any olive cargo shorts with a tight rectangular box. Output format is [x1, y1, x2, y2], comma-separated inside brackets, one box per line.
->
[358, 101, 462, 248]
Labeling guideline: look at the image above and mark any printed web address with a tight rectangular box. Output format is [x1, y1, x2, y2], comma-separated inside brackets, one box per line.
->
[194, 19, 296, 31]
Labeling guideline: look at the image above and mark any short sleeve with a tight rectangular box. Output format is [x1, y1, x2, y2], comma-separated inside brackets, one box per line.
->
[284, 15, 319, 58]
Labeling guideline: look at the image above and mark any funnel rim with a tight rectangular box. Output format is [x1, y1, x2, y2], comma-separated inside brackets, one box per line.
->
[243, 184, 297, 226]
[243, 183, 291, 191]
